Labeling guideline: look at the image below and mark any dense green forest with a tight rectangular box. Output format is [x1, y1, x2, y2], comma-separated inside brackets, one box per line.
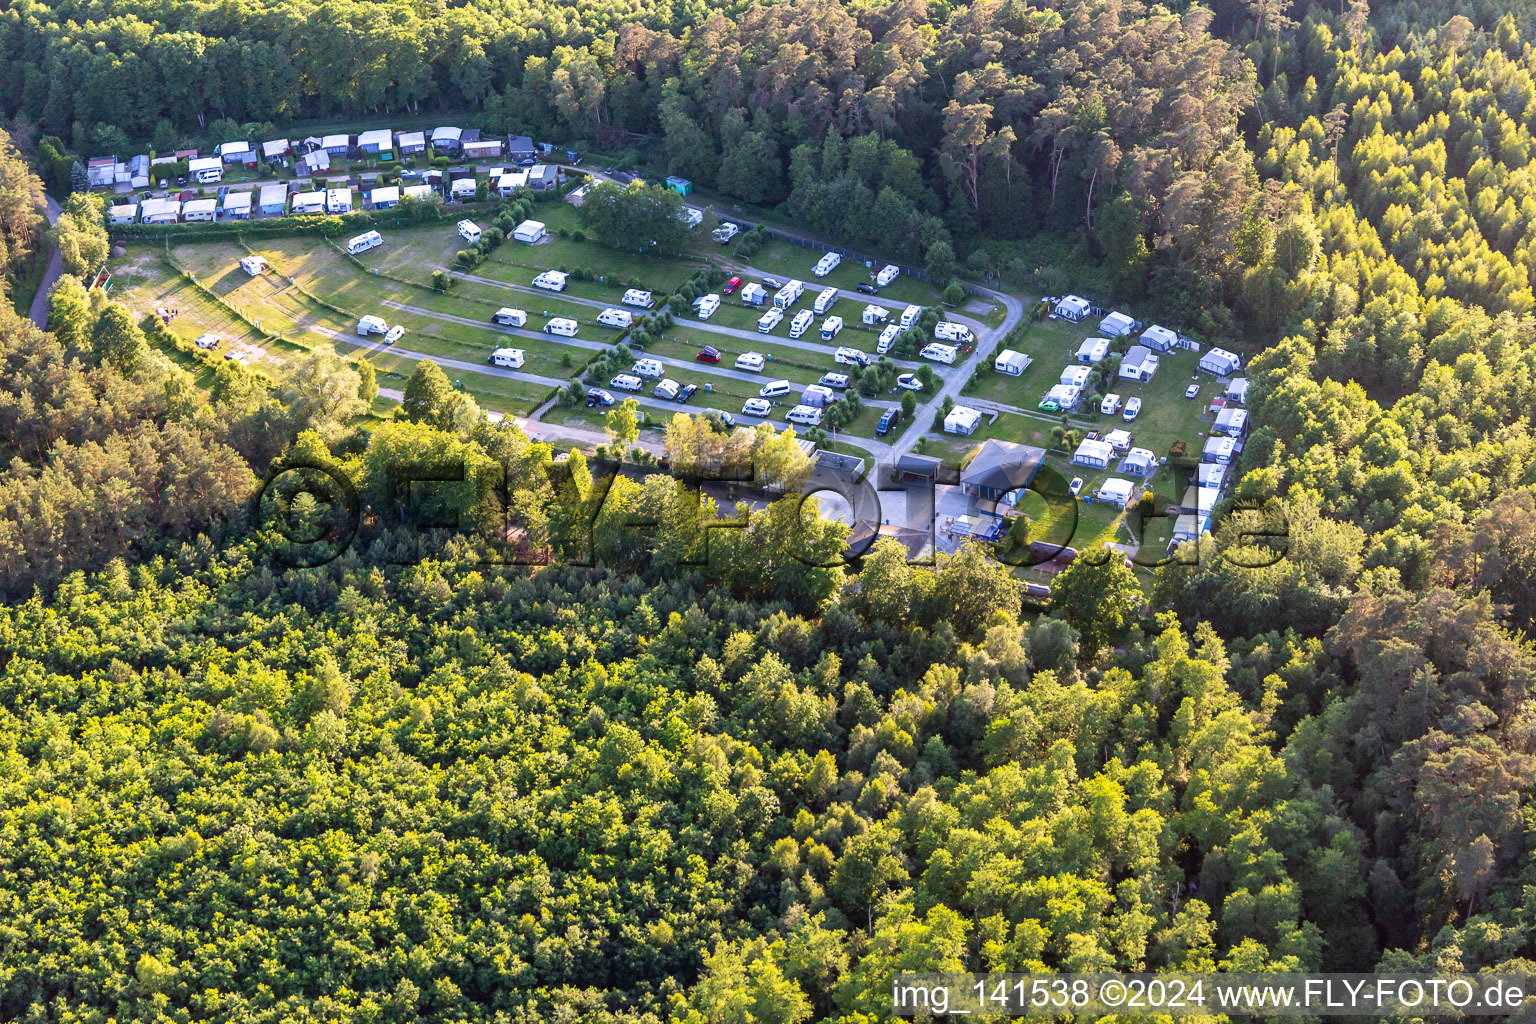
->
[2, 0, 1536, 1021]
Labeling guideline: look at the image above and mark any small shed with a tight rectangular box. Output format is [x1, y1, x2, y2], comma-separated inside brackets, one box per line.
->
[181, 198, 217, 222]
[222, 190, 252, 219]
[370, 185, 400, 209]
[1140, 324, 1179, 352]
[1055, 294, 1091, 321]
[1099, 310, 1136, 336]
[1225, 377, 1249, 403]
[258, 183, 288, 215]
[396, 131, 427, 155]
[994, 349, 1031, 375]
[357, 129, 393, 156]
[1076, 337, 1110, 364]
[666, 175, 693, 196]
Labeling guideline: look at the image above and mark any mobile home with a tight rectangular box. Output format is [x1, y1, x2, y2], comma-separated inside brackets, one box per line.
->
[545, 318, 579, 337]
[258, 183, 288, 215]
[222, 191, 252, 219]
[369, 186, 399, 209]
[347, 231, 383, 255]
[695, 294, 720, 319]
[597, 308, 633, 329]
[899, 304, 921, 328]
[1054, 294, 1091, 321]
[533, 270, 568, 292]
[491, 308, 527, 328]
[291, 191, 326, 215]
[325, 188, 353, 214]
[820, 316, 844, 341]
[181, 198, 217, 222]
[622, 289, 654, 308]
[188, 156, 223, 184]
[813, 287, 838, 315]
[774, 280, 805, 309]
[757, 309, 783, 333]
[876, 264, 899, 287]
[489, 347, 525, 369]
[789, 309, 813, 338]
[920, 342, 957, 364]
[813, 252, 841, 277]
[458, 220, 482, 244]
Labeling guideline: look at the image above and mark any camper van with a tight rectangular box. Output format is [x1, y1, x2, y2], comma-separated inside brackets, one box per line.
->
[813, 252, 841, 277]
[814, 287, 839, 315]
[877, 323, 901, 354]
[652, 378, 680, 401]
[489, 347, 525, 369]
[356, 315, 388, 336]
[741, 398, 772, 417]
[695, 294, 720, 319]
[759, 379, 792, 398]
[899, 304, 922, 328]
[597, 308, 633, 329]
[935, 321, 973, 344]
[876, 264, 899, 287]
[346, 231, 383, 255]
[610, 373, 643, 392]
[735, 352, 766, 372]
[773, 280, 805, 309]
[820, 316, 844, 342]
[819, 372, 850, 390]
[789, 309, 814, 339]
[920, 342, 958, 364]
[787, 404, 824, 425]
[632, 358, 664, 378]
[533, 270, 568, 292]
[544, 317, 579, 337]
[757, 309, 783, 333]
[833, 346, 869, 367]
[622, 289, 654, 308]
[491, 307, 527, 328]
[457, 220, 482, 244]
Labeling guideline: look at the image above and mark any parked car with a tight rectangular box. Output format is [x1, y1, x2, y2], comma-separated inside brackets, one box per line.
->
[383, 325, 405, 345]
[176, 175, 187, 186]
[1185, 383, 1201, 399]
[877, 408, 898, 436]
[857, 282, 878, 294]
[1039, 398, 1061, 412]
[676, 383, 698, 403]
[697, 346, 721, 363]
[723, 276, 742, 294]
[1123, 397, 1142, 421]
[1069, 477, 1084, 497]
[896, 373, 923, 391]
[762, 277, 781, 289]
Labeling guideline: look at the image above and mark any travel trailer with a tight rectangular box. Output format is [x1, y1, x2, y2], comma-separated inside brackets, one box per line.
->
[346, 231, 383, 255]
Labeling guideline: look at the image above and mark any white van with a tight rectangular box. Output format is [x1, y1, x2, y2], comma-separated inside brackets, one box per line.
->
[1100, 393, 1122, 415]
[383, 325, 405, 346]
[533, 270, 568, 292]
[653, 378, 680, 400]
[787, 404, 824, 425]
[492, 307, 527, 328]
[814, 287, 838, 315]
[899, 304, 922, 328]
[622, 288, 654, 308]
[356, 314, 388, 336]
[597, 308, 633, 329]
[736, 352, 766, 372]
[877, 323, 901, 354]
[695, 293, 720, 319]
[935, 321, 973, 343]
[789, 309, 814, 338]
[633, 358, 664, 378]
[610, 373, 643, 391]
[457, 220, 482, 243]
[545, 317, 579, 337]
[347, 231, 382, 255]
[741, 398, 772, 417]
[759, 379, 791, 398]
[757, 309, 783, 333]
[921, 342, 957, 364]
[833, 345, 868, 366]
[489, 347, 525, 369]
[820, 316, 844, 342]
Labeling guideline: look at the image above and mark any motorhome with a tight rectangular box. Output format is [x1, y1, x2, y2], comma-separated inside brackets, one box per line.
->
[544, 317, 579, 337]
[489, 347, 525, 369]
[712, 222, 740, 244]
[346, 231, 383, 255]
[735, 352, 766, 372]
[632, 358, 664, 378]
[610, 373, 643, 391]
[820, 316, 844, 341]
[877, 323, 901, 354]
[773, 280, 805, 309]
[597, 308, 633, 329]
[899, 304, 922, 328]
[814, 287, 839, 315]
[921, 342, 958, 364]
[787, 404, 824, 425]
[357, 315, 388, 336]
[876, 264, 899, 287]
[934, 321, 973, 344]
[622, 289, 654, 308]
[813, 252, 841, 277]
[819, 372, 850, 390]
[532, 270, 568, 292]
[457, 220, 481, 243]
[833, 346, 868, 366]
[491, 307, 527, 328]
[695, 293, 720, 319]
[757, 309, 783, 333]
[741, 398, 772, 417]
[789, 309, 814, 338]
[759, 379, 791, 398]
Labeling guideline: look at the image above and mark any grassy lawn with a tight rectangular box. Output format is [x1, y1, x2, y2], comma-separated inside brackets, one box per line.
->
[732, 238, 941, 305]
[366, 350, 555, 413]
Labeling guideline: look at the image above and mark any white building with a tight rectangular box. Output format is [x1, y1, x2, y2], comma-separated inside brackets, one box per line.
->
[944, 406, 982, 435]
[1076, 337, 1110, 363]
[292, 191, 326, 215]
[994, 349, 1031, 375]
[326, 188, 353, 214]
[1200, 347, 1241, 376]
[432, 127, 465, 152]
[1072, 438, 1114, 469]
[512, 220, 547, 244]
[370, 186, 400, 209]
[1213, 407, 1249, 437]
[301, 150, 331, 175]
[1118, 345, 1160, 381]
[357, 129, 394, 155]
[140, 198, 180, 224]
[258, 183, 288, 215]
[181, 198, 217, 222]
[396, 131, 427, 155]
[107, 203, 138, 225]
[222, 190, 252, 219]
[261, 139, 290, 161]
[495, 170, 528, 196]
[1061, 365, 1091, 389]
[1140, 324, 1179, 353]
[1099, 310, 1135, 336]
[218, 141, 253, 163]
[1054, 294, 1091, 321]
[321, 133, 351, 155]
[188, 156, 223, 183]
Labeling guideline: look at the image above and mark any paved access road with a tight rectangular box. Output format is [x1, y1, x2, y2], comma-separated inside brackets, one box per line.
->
[26, 195, 63, 329]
